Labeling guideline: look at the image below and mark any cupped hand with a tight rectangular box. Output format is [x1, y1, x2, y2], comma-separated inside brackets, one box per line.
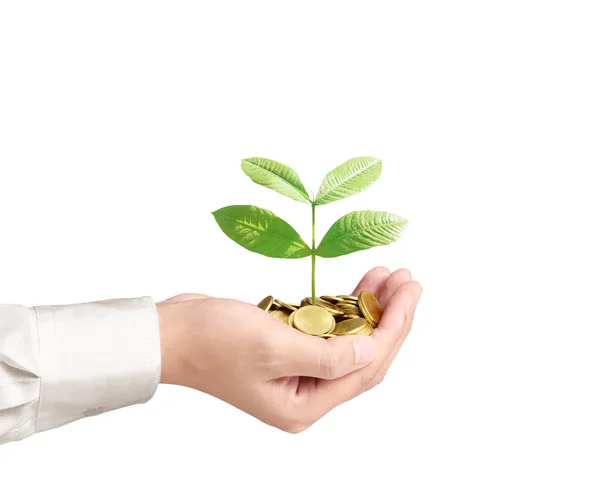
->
[156, 267, 422, 433]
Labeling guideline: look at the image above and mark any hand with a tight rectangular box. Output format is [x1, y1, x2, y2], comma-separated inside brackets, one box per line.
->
[156, 267, 422, 433]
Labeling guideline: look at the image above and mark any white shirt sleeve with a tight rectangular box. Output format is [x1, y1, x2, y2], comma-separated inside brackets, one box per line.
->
[0, 297, 161, 445]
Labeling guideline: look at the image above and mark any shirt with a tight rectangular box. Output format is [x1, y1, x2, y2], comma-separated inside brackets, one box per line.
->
[0, 297, 161, 445]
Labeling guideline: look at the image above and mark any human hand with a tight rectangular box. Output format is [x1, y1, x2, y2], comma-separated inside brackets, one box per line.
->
[156, 267, 422, 433]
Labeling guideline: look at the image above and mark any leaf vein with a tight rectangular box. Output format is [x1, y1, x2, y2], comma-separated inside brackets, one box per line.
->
[246, 162, 309, 201]
[217, 213, 308, 249]
[319, 220, 406, 249]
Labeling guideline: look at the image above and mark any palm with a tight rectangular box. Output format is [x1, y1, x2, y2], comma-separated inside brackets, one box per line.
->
[269, 266, 419, 419]
[162, 266, 421, 432]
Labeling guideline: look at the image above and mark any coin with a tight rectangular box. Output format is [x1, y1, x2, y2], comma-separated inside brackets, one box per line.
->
[257, 295, 274, 312]
[311, 297, 344, 316]
[358, 291, 383, 327]
[288, 309, 298, 327]
[270, 309, 291, 324]
[292, 306, 336, 336]
[333, 317, 370, 336]
[320, 295, 344, 304]
[274, 299, 299, 312]
[257, 291, 380, 338]
[355, 322, 374, 335]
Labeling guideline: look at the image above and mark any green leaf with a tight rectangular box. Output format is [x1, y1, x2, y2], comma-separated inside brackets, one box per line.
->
[317, 210, 408, 258]
[212, 205, 311, 259]
[241, 157, 311, 204]
[314, 157, 382, 206]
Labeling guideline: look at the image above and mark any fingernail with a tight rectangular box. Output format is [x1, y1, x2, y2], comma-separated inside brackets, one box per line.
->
[353, 337, 377, 365]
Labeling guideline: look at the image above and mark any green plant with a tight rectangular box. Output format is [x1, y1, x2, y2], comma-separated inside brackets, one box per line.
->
[212, 157, 408, 304]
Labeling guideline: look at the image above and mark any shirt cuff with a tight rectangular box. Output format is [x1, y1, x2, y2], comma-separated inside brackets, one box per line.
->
[33, 297, 161, 433]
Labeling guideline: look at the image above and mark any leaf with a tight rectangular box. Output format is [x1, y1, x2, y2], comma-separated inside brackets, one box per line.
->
[241, 157, 311, 204]
[314, 157, 382, 206]
[212, 205, 311, 259]
[317, 210, 408, 258]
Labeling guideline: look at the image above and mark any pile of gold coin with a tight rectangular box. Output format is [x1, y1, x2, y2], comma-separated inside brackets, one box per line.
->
[256, 292, 383, 338]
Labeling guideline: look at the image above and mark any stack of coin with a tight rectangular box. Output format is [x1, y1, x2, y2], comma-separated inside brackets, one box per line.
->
[256, 291, 383, 338]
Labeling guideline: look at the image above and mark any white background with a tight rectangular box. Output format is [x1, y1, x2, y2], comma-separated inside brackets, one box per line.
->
[1, 1, 599, 495]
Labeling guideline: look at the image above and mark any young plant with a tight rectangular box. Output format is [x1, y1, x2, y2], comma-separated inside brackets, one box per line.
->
[211, 157, 408, 304]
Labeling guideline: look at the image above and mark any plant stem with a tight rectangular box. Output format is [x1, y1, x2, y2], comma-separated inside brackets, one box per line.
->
[311, 202, 316, 305]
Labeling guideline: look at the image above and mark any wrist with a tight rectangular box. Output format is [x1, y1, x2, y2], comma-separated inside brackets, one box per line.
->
[156, 301, 183, 386]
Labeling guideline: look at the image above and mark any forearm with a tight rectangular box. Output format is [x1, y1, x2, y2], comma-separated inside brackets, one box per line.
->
[0, 297, 161, 445]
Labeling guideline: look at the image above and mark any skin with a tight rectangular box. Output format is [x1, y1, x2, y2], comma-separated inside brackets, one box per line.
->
[156, 267, 422, 434]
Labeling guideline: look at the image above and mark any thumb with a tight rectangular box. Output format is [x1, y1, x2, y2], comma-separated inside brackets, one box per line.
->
[283, 334, 378, 380]
[163, 293, 211, 302]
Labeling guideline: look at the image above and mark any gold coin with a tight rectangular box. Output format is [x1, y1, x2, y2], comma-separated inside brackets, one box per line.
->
[257, 295, 274, 312]
[338, 303, 359, 310]
[300, 297, 343, 316]
[358, 291, 383, 327]
[274, 299, 298, 312]
[312, 298, 344, 316]
[322, 314, 336, 335]
[320, 295, 344, 303]
[292, 306, 336, 336]
[337, 295, 358, 301]
[333, 317, 369, 336]
[355, 322, 374, 336]
[288, 309, 298, 327]
[270, 309, 291, 323]
[343, 313, 362, 320]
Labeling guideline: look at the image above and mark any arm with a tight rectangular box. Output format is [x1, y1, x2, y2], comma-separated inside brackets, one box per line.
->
[0, 297, 160, 445]
[1, 267, 421, 444]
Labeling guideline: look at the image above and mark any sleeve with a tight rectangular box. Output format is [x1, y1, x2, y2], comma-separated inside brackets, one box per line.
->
[0, 297, 161, 445]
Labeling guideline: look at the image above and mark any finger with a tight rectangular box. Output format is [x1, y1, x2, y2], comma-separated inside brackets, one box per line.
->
[377, 268, 412, 307]
[372, 280, 421, 342]
[164, 293, 211, 302]
[267, 266, 389, 380]
[351, 266, 391, 297]
[374, 282, 422, 377]
[279, 332, 378, 380]
[310, 282, 420, 411]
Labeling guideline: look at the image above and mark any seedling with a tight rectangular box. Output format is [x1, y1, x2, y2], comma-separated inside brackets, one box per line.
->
[212, 157, 408, 304]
